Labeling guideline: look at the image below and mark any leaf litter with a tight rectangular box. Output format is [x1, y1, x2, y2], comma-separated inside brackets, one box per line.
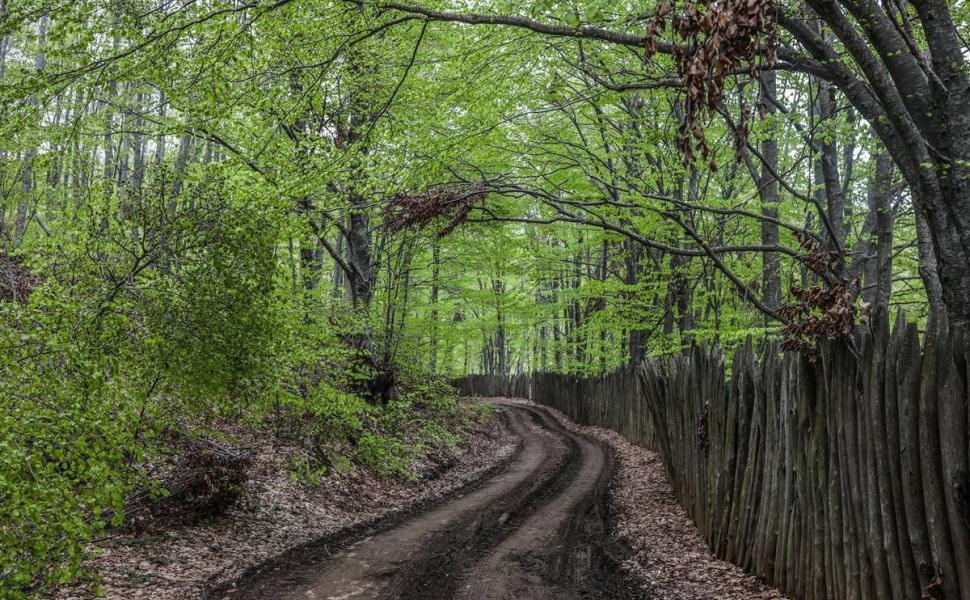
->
[51, 410, 517, 600]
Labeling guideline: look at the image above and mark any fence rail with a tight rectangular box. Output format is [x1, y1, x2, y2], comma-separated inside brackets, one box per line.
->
[455, 312, 970, 600]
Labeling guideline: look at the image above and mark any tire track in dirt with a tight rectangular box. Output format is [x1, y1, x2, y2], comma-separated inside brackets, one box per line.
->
[455, 406, 616, 600]
[222, 401, 641, 600]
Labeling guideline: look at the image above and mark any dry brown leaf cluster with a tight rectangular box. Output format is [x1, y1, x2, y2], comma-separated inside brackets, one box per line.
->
[0, 253, 43, 303]
[780, 232, 868, 360]
[381, 182, 488, 237]
[646, 0, 778, 164]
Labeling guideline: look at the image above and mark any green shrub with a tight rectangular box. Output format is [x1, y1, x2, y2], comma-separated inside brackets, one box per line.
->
[0, 303, 141, 595]
[354, 431, 416, 481]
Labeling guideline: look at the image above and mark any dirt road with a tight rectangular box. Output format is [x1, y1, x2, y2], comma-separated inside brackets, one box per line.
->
[215, 402, 641, 600]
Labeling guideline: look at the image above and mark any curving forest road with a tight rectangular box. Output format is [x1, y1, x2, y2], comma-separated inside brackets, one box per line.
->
[216, 401, 643, 600]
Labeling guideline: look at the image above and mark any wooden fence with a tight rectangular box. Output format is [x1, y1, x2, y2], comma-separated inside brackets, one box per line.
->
[455, 312, 970, 600]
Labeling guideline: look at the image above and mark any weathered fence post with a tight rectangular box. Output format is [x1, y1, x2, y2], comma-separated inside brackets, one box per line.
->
[451, 311, 970, 600]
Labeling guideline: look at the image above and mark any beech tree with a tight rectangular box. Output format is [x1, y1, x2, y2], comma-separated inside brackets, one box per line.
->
[0, 0, 952, 591]
[359, 0, 970, 326]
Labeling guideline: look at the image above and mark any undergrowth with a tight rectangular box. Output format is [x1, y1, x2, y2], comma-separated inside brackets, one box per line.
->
[0, 195, 490, 597]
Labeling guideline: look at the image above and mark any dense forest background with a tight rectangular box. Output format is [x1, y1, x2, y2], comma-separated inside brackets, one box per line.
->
[1, 0, 966, 594]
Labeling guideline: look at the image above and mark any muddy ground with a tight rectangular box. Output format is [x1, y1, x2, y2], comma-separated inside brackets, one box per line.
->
[210, 401, 642, 600]
[53, 406, 518, 600]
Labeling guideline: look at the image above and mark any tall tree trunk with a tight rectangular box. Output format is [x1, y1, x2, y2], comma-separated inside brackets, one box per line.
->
[346, 192, 373, 307]
[154, 92, 166, 168]
[297, 197, 321, 291]
[0, 0, 9, 83]
[759, 71, 782, 317]
[598, 240, 608, 371]
[169, 131, 193, 209]
[863, 153, 894, 313]
[494, 277, 508, 376]
[429, 239, 440, 373]
[15, 16, 49, 245]
[915, 209, 944, 313]
[571, 243, 584, 367]
[811, 72, 847, 256]
[331, 216, 345, 298]
[624, 238, 645, 363]
[0, 1, 8, 233]
[551, 275, 562, 370]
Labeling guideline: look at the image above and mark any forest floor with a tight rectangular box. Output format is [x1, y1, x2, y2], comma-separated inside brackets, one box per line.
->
[51, 405, 518, 600]
[213, 400, 635, 600]
[54, 399, 787, 600]
[210, 400, 788, 600]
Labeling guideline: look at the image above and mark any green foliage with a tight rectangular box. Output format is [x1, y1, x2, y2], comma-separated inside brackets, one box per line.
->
[0, 0, 941, 594]
[278, 368, 470, 485]
[0, 289, 143, 593]
[355, 430, 417, 481]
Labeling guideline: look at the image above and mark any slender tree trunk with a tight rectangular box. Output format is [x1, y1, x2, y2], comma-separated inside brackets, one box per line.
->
[759, 71, 782, 317]
[625, 238, 645, 363]
[15, 16, 50, 245]
[346, 192, 373, 307]
[551, 275, 562, 369]
[297, 197, 321, 291]
[811, 73, 847, 255]
[598, 240, 608, 370]
[915, 209, 944, 313]
[571, 242, 584, 367]
[128, 91, 145, 245]
[169, 131, 193, 209]
[0, 0, 9, 232]
[288, 234, 298, 290]
[154, 92, 167, 168]
[0, 0, 9, 83]
[45, 96, 64, 210]
[863, 153, 894, 313]
[493, 277, 508, 376]
[331, 216, 345, 298]
[429, 239, 440, 373]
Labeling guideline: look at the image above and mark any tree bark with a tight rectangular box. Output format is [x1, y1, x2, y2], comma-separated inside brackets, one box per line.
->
[759, 71, 782, 318]
[429, 239, 440, 373]
[345, 192, 373, 307]
[625, 238, 646, 363]
[297, 197, 321, 291]
[864, 153, 893, 313]
[915, 209, 944, 313]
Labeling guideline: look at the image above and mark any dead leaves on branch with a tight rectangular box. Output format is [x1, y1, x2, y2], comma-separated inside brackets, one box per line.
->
[382, 182, 488, 237]
[0, 253, 43, 304]
[780, 233, 869, 361]
[646, 0, 778, 163]
[123, 432, 253, 534]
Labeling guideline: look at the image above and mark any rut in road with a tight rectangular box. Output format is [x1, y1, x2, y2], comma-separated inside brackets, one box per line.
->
[218, 401, 642, 600]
